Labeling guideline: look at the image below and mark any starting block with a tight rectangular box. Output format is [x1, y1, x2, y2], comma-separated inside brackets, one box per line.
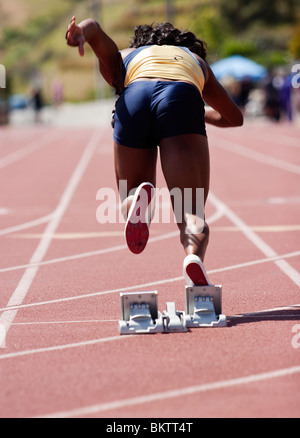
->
[118, 286, 226, 335]
[118, 291, 163, 334]
[185, 285, 227, 327]
[118, 291, 187, 335]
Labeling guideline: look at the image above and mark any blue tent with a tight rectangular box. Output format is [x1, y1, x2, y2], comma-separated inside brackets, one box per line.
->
[211, 55, 267, 81]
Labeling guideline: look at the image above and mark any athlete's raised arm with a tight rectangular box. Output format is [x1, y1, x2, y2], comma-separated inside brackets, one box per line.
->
[66, 17, 123, 93]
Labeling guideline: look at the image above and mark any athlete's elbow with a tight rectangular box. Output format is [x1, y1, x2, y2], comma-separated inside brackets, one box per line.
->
[235, 113, 244, 126]
[229, 110, 244, 127]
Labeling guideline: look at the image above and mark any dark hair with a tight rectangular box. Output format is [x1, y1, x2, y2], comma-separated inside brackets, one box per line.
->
[129, 22, 207, 60]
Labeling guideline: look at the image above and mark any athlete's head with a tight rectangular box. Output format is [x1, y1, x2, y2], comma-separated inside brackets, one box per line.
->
[129, 22, 207, 61]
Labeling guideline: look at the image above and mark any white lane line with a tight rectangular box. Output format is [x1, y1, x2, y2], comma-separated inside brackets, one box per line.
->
[36, 365, 300, 418]
[0, 133, 62, 169]
[232, 128, 300, 149]
[268, 134, 300, 149]
[1, 190, 298, 313]
[211, 136, 300, 175]
[0, 214, 54, 237]
[211, 126, 300, 149]
[0, 129, 103, 337]
[1, 302, 299, 358]
[0, 275, 183, 312]
[0, 335, 134, 360]
[9, 231, 126, 239]
[211, 224, 300, 232]
[0, 207, 10, 215]
[0, 242, 129, 273]
[9, 304, 300, 326]
[0, 205, 223, 274]
[0, 233, 178, 274]
[231, 304, 300, 319]
[1, 249, 299, 313]
[7, 223, 300, 239]
[1, 304, 298, 359]
[11, 319, 116, 325]
[210, 250, 300, 276]
[209, 193, 300, 288]
[4, 202, 224, 240]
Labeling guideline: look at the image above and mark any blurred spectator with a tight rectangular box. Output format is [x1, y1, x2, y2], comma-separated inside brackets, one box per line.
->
[279, 74, 293, 122]
[239, 77, 252, 112]
[52, 79, 63, 109]
[0, 75, 11, 125]
[263, 74, 281, 121]
[31, 86, 43, 123]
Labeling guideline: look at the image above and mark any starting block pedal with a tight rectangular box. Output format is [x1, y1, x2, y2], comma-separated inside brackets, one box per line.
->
[118, 292, 188, 334]
[185, 285, 227, 327]
[118, 291, 164, 335]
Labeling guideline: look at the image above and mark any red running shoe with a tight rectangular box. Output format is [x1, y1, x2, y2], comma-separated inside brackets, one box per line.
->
[125, 182, 155, 254]
[183, 254, 211, 286]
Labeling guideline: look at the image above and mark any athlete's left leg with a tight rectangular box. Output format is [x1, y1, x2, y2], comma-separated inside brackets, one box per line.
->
[114, 142, 157, 253]
[114, 141, 157, 209]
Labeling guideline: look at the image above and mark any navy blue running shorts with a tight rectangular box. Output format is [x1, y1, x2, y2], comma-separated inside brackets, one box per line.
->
[113, 80, 207, 149]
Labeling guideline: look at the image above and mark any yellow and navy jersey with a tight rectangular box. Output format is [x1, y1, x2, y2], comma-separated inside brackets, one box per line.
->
[122, 45, 206, 96]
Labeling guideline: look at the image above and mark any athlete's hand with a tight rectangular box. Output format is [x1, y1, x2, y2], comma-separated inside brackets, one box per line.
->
[65, 16, 85, 56]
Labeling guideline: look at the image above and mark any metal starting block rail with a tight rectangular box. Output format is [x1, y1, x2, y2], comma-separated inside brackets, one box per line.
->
[118, 286, 226, 335]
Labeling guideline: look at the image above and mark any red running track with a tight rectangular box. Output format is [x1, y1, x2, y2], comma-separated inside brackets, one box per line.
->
[0, 116, 299, 418]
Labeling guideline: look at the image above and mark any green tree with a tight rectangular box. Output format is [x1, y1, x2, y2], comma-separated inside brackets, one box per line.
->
[219, 0, 298, 32]
[289, 12, 300, 58]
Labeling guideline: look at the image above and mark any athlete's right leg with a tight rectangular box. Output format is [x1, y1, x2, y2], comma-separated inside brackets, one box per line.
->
[153, 81, 211, 284]
[159, 133, 211, 285]
[159, 133, 210, 261]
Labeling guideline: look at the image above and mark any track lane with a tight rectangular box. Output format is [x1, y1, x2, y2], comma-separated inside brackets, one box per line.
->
[1, 120, 299, 418]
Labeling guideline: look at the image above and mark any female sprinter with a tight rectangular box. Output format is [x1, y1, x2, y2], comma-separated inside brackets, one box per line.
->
[65, 17, 243, 286]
